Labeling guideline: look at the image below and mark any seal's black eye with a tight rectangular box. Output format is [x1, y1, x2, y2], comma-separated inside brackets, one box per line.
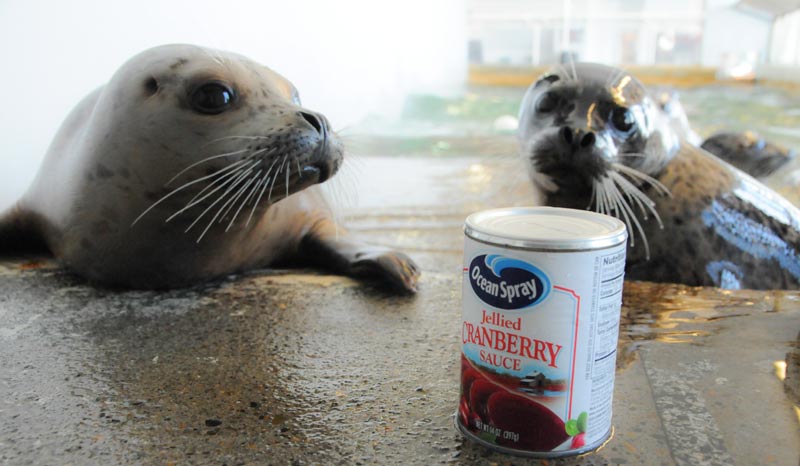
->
[536, 92, 559, 113]
[610, 107, 635, 133]
[191, 82, 236, 115]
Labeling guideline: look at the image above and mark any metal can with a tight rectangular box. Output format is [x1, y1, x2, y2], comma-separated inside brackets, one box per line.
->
[456, 206, 627, 457]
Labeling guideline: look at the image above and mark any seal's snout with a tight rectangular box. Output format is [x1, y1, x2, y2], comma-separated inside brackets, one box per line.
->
[294, 110, 339, 186]
[560, 126, 596, 150]
[529, 124, 607, 194]
[299, 111, 325, 136]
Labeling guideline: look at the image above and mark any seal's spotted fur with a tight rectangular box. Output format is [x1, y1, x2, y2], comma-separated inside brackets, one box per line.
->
[519, 63, 800, 289]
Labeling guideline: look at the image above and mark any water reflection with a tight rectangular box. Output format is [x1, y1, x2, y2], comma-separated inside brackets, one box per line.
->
[620, 280, 797, 345]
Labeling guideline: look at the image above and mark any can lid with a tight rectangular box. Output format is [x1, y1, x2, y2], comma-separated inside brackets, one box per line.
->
[465, 206, 628, 250]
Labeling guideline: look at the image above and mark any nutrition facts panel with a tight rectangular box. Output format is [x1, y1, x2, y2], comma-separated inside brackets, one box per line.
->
[587, 248, 625, 439]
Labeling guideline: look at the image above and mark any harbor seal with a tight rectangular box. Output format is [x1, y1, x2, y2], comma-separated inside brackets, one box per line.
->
[0, 44, 420, 292]
[518, 62, 800, 289]
[701, 131, 796, 178]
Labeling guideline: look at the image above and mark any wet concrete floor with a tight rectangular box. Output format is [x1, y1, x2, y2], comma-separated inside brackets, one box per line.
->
[1, 156, 799, 465]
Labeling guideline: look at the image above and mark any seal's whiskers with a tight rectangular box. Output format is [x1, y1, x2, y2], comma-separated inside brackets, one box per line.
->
[609, 172, 664, 227]
[134, 130, 339, 241]
[611, 162, 671, 197]
[183, 163, 255, 234]
[268, 155, 289, 202]
[567, 55, 578, 82]
[166, 148, 250, 185]
[170, 160, 259, 222]
[201, 135, 273, 148]
[531, 172, 558, 192]
[245, 158, 282, 227]
[607, 176, 651, 258]
[227, 170, 264, 232]
[131, 158, 248, 226]
[592, 175, 652, 259]
[217, 175, 257, 226]
[191, 165, 258, 242]
[285, 158, 291, 199]
[186, 160, 252, 206]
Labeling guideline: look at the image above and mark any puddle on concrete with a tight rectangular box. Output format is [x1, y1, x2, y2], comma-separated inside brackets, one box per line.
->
[621, 281, 796, 343]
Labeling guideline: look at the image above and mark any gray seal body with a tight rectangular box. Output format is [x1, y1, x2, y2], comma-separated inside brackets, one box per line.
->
[518, 62, 800, 290]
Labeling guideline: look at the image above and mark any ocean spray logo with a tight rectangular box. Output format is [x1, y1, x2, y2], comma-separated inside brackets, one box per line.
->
[469, 254, 551, 310]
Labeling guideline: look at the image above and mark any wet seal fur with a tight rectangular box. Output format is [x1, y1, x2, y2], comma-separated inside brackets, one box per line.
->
[655, 90, 795, 179]
[0, 44, 420, 292]
[518, 62, 800, 290]
[701, 131, 796, 179]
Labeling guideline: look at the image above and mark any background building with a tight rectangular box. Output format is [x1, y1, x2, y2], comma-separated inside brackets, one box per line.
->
[467, 0, 799, 77]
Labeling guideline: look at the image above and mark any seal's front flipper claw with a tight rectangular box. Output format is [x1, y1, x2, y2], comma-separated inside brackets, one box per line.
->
[350, 249, 420, 293]
[299, 234, 421, 294]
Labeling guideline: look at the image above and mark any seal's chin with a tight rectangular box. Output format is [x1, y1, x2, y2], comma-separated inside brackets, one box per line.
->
[294, 165, 325, 191]
[290, 157, 339, 193]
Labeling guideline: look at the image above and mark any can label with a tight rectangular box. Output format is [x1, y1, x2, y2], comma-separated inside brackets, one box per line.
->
[458, 237, 626, 455]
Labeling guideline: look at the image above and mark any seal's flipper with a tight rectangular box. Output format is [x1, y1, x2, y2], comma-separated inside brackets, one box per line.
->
[298, 233, 420, 293]
[0, 206, 50, 255]
[701, 132, 796, 178]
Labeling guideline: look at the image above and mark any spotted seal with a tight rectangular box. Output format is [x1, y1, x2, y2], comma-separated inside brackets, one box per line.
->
[518, 62, 800, 289]
[0, 44, 420, 292]
[701, 131, 796, 178]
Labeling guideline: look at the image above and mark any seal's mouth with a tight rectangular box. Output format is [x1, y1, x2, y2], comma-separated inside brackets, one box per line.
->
[288, 144, 342, 193]
[293, 162, 330, 191]
[309, 158, 333, 183]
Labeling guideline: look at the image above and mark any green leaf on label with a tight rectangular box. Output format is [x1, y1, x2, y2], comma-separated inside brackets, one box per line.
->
[577, 412, 588, 433]
[478, 432, 497, 443]
[565, 419, 579, 436]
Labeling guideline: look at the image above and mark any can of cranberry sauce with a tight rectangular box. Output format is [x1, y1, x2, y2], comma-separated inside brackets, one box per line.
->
[456, 206, 627, 457]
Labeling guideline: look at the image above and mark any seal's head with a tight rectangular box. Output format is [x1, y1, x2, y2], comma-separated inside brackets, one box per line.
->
[518, 63, 679, 253]
[25, 44, 349, 285]
[79, 44, 345, 242]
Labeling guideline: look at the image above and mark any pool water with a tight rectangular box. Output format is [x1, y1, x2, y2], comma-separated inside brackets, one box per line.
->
[345, 84, 800, 204]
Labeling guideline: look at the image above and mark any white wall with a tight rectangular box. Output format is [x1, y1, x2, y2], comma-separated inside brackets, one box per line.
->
[0, 0, 467, 207]
[702, 2, 770, 66]
[770, 9, 800, 66]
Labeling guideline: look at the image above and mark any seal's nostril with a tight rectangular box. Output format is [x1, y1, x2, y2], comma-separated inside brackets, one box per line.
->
[561, 127, 573, 144]
[299, 111, 323, 135]
[580, 132, 596, 148]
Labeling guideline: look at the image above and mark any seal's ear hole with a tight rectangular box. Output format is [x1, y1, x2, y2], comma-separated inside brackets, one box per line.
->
[144, 77, 159, 95]
[535, 74, 560, 87]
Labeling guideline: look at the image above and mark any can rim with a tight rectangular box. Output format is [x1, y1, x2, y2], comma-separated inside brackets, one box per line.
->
[465, 206, 627, 250]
